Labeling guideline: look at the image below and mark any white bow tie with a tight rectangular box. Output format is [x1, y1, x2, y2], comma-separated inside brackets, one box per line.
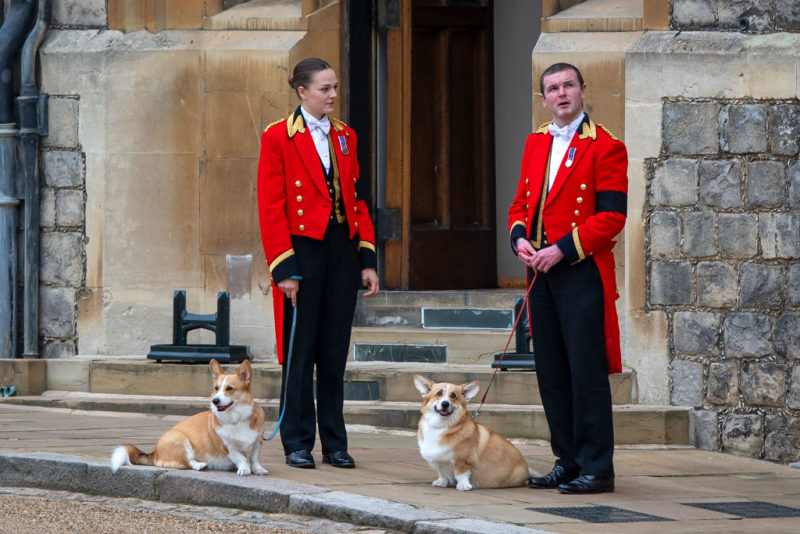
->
[307, 116, 330, 136]
[548, 122, 572, 139]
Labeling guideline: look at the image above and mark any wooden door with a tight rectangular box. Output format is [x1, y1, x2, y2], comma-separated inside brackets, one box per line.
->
[409, 0, 495, 289]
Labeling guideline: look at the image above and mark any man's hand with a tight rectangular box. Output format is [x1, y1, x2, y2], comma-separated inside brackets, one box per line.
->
[529, 245, 564, 273]
[277, 278, 299, 307]
[516, 238, 536, 266]
[362, 268, 379, 296]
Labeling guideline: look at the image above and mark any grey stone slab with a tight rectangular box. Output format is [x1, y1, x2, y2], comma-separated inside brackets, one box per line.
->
[745, 160, 786, 209]
[353, 343, 446, 363]
[650, 261, 692, 305]
[651, 159, 699, 206]
[288, 490, 457, 532]
[697, 262, 738, 308]
[42, 150, 84, 188]
[790, 161, 800, 209]
[788, 366, 800, 409]
[672, 0, 716, 29]
[722, 414, 764, 456]
[759, 213, 800, 259]
[707, 362, 739, 406]
[790, 265, 800, 306]
[741, 362, 788, 407]
[681, 211, 716, 257]
[158, 469, 326, 512]
[673, 311, 719, 356]
[776, 0, 800, 30]
[39, 287, 77, 338]
[649, 211, 681, 258]
[663, 101, 720, 155]
[739, 263, 782, 308]
[764, 416, 800, 463]
[720, 104, 768, 154]
[671, 359, 703, 407]
[40, 231, 84, 286]
[723, 313, 773, 358]
[699, 160, 743, 209]
[0, 453, 162, 500]
[769, 103, 800, 155]
[718, 0, 774, 32]
[691, 410, 719, 451]
[414, 518, 553, 534]
[776, 313, 800, 359]
[718, 213, 757, 258]
[56, 189, 85, 228]
[422, 308, 513, 330]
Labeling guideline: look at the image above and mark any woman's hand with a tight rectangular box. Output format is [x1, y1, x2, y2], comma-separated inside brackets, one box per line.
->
[277, 277, 299, 307]
[361, 268, 379, 296]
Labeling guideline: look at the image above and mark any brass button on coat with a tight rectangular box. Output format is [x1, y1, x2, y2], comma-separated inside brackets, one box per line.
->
[296, 195, 303, 202]
[580, 184, 587, 190]
[299, 224, 305, 231]
[295, 180, 301, 187]
[574, 210, 580, 216]
[571, 222, 577, 228]
[297, 209, 304, 216]
[577, 197, 583, 204]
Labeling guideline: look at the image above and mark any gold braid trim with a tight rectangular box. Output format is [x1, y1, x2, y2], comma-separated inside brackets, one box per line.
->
[597, 123, 619, 141]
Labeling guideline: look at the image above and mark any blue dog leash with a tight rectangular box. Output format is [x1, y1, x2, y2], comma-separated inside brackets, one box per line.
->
[265, 276, 301, 441]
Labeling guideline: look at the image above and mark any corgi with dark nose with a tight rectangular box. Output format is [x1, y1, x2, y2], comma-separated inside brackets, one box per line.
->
[111, 359, 267, 476]
[414, 375, 534, 491]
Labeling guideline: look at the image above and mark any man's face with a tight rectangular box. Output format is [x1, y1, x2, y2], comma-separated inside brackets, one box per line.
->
[540, 69, 586, 127]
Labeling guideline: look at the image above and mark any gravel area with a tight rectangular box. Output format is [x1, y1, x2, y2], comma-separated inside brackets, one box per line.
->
[0, 487, 395, 534]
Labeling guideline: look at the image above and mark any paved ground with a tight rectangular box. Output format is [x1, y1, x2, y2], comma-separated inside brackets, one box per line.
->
[1, 402, 800, 533]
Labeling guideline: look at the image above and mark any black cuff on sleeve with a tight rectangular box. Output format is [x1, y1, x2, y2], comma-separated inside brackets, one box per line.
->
[510, 225, 527, 252]
[556, 233, 579, 264]
[271, 255, 299, 284]
[359, 247, 377, 270]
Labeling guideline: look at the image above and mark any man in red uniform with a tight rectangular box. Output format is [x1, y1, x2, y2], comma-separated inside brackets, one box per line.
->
[508, 63, 627, 494]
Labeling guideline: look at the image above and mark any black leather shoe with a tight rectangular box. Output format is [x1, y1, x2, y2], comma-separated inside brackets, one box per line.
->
[528, 464, 579, 489]
[322, 451, 355, 468]
[285, 450, 315, 468]
[558, 474, 615, 494]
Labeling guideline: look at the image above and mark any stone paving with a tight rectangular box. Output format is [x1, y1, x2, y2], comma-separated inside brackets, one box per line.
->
[1, 402, 800, 533]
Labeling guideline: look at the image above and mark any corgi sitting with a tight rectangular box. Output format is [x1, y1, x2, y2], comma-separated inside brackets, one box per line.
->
[111, 359, 268, 476]
[414, 375, 533, 491]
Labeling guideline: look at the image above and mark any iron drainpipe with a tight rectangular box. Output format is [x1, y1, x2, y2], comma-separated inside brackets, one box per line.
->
[0, 0, 36, 358]
[18, 0, 51, 358]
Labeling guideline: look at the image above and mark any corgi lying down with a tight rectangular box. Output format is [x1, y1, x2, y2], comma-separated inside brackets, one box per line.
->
[111, 359, 267, 476]
[414, 375, 534, 491]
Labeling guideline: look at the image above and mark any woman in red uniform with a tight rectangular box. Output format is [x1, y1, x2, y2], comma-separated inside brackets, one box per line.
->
[257, 58, 379, 469]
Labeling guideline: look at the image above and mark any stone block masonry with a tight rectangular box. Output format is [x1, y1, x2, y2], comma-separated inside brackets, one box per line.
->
[647, 97, 800, 463]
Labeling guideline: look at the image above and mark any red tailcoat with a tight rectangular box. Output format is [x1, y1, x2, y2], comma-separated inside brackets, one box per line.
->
[508, 115, 628, 374]
[257, 108, 376, 362]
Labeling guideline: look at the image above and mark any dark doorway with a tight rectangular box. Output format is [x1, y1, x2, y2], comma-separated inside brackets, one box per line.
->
[409, 0, 496, 290]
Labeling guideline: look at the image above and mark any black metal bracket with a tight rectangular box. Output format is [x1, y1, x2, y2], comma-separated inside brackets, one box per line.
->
[147, 290, 249, 363]
[492, 297, 536, 371]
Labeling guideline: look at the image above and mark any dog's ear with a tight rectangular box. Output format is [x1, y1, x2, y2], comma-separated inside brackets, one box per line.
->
[413, 375, 433, 396]
[209, 359, 223, 380]
[461, 380, 481, 401]
[237, 359, 252, 385]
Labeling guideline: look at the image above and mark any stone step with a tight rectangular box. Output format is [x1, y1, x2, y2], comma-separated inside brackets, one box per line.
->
[0, 391, 690, 445]
[204, 0, 307, 31]
[47, 359, 633, 406]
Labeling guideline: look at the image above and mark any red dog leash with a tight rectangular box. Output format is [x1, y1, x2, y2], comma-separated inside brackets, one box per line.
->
[473, 270, 537, 420]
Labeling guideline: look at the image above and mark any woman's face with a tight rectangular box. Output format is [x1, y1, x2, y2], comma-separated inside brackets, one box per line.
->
[298, 68, 338, 119]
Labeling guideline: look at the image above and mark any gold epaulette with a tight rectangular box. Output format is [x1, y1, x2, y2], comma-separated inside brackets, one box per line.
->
[329, 116, 347, 132]
[535, 121, 550, 134]
[597, 123, 619, 141]
[263, 119, 282, 133]
[578, 119, 597, 141]
[287, 113, 305, 138]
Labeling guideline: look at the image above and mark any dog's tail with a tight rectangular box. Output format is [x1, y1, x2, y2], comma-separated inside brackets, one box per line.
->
[110, 445, 155, 472]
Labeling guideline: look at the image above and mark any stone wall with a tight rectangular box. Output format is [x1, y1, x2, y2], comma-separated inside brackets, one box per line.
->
[647, 98, 800, 462]
[672, 0, 800, 33]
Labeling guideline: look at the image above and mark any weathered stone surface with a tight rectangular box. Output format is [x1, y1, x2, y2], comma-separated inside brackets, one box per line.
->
[40, 188, 56, 229]
[717, 213, 757, 258]
[788, 366, 800, 409]
[699, 160, 742, 209]
[707, 362, 739, 406]
[718, 0, 774, 32]
[788, 265, 800, 306]
[741, 362, 788, 407]
[651, 159, 699, 206]
[691, 410, 719, 451]
[720, 104, 767, 154]
[42, 97, 79, 149]
[671, 359, 703, 407]
[649, 211, 681, 257]
[52, 0, 107, 27]
[775, 0, 800, 31]
[776, 313, 800, 360]
[41, 341, 77, 359]
[739, 263, 782, 309]
[682, 211, 716, 257]
[414, 518, 543, 534]
[56, 190, 85, 228]
[764, 416, 800, 463]
[769, 103, 800, 155]
[760, 213, 800, 259]
[745, 161, 786, 209]
[39, 287, 76, 338]
[790, 161, 800, 209]
[650, 261, 692, 305]
[40, 232, 84, 286]
[663, 101, 720, 155]
[697, 261, 737, 308]
[723, 313, 773, 358]
[672, 0, 716, 29]
[42, 151, 84, 188]
[674, 311, 719, 356]
[722, 414, 764, 457]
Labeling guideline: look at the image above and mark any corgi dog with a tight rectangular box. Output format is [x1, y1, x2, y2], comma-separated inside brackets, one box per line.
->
[413, 375, 533, 491]
[110, 359, 268, 476]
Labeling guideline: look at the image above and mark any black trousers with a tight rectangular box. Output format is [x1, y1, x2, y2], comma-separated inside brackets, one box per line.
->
[279, 223, 360, 455]
[528, 256, 615, 478]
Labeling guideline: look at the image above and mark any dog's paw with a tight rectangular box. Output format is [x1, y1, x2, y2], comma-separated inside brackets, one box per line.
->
[456, 481, 473, 491]
[432, 478, 449, 488]
[236, 466, 252, 476]
[190, 461, 208, 471]
[253, 465, 269, 476]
